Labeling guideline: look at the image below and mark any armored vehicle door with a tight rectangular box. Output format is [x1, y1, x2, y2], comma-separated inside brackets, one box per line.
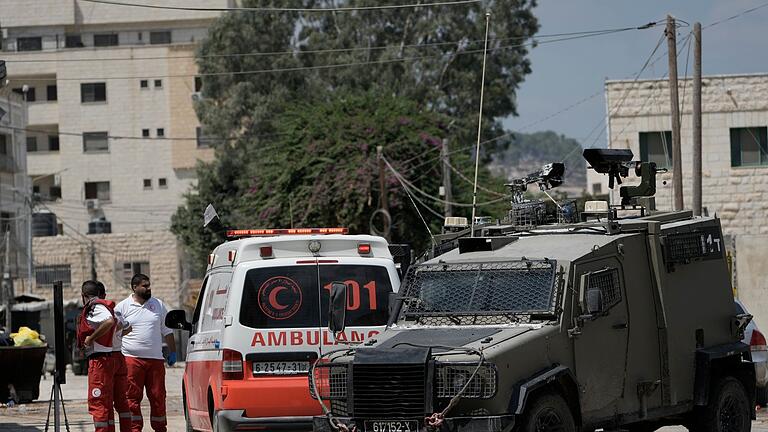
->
[572, 256, 629, 419]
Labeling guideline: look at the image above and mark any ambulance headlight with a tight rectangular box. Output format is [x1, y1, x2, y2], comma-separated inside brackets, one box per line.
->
[308, 240, 322, 254]
[435, 363, 497, 399]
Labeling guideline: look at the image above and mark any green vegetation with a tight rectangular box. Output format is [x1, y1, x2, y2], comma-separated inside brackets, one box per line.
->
[172, 0, 539, 264]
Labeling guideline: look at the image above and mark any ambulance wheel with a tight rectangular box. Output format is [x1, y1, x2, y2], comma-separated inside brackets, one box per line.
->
[182, 385, 194, 432]
[208, 389, 220, 432]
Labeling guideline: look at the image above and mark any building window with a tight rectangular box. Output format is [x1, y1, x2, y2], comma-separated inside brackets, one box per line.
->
[158, 178, 167, 188]
[48, 135, 60, 152]
[83, 132, 109, 153]
[47, 85, 57, 101]
[122, 261, 150, 283]
[0, 212, 13, 234]
[194, 76, 202, 92]
[26, 136, 38, 153]
[592, 183, 602, 195]
[149, 31, 171, 45]
[142, 129, 150, 138]
[85, 181, 110, 201]
[65, 34, 84, 48]
[143, 179, 152, 189]
[639, 131, 673, 169]
[156, 128, 165, 137]
[13, 87, 36, 102]
[140, 80, 149, 89]
[35, 264, 72, 288]
[81, 83, 107, 103]
[196, 126, 215, 148]
[0, 135, 7, 155]
[730, 127, 768, 167]
[93, 33, 119, 47]
[17, 37, 42, 52]
[154, 79, 163, 88]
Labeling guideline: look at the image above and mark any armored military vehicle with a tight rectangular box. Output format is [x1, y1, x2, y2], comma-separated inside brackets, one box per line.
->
[309, 149, 754, 432]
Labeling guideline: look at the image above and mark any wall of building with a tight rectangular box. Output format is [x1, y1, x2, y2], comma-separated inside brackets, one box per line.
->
[605, 73, 768, 324]
[0, 93, 32, 281]
[31, 230, 182, 306]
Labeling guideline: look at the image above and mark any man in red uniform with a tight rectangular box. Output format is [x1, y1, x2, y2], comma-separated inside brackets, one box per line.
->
[97, 282, 132, 432]
[115, 274, 176, 432]
[78, 280, 117, 432]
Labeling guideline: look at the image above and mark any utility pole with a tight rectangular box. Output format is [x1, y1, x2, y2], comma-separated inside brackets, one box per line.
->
[89, 240, 97, 281]
[376, 146, 390, 240]
[667, 14, 684, 211]
[440, 138, 453, 218]
[3, 231, 12, 331]
[692, 22, 703, 216]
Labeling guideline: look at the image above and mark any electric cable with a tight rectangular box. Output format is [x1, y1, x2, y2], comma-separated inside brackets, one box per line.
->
[81, 0, 482, 13]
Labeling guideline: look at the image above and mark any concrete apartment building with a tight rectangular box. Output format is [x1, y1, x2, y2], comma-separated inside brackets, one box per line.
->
[0, 1, 227, 302]
[0, 92, 32, 288]
[602, 73, 768, 327]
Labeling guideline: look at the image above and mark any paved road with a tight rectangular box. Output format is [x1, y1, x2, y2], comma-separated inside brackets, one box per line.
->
[4, 366, 768, 431]
[0, 362, 186, 431]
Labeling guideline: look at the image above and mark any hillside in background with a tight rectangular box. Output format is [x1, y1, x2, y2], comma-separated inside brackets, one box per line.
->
[489, 130, 587, 194]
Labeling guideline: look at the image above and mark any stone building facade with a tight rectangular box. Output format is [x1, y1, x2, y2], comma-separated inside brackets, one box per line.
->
[604, 73, 768, 327]
[30, 230, 183, 304]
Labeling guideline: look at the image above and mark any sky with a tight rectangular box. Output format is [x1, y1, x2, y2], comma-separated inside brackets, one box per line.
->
[505, 0, 768, 145]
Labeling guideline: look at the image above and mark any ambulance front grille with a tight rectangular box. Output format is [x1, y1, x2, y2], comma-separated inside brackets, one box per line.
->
[352, 364, 426, 418]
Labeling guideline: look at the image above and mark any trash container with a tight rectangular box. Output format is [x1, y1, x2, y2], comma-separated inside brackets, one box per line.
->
[0, 345, 48, 402]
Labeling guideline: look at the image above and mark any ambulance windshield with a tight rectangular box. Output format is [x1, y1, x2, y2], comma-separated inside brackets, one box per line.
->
[239, 265, 393, 329]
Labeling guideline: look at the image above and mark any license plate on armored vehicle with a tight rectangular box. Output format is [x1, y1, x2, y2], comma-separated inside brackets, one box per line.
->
[364, 420, 420, 432]
[252, 361, 310, 375]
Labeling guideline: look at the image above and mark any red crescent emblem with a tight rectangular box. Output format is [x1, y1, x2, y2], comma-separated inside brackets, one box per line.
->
[268, 286, 289, 310]
[258, 276, 303, 320]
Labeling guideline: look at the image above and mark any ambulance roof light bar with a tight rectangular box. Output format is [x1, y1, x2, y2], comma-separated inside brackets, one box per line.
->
[226, 227, 349, 238]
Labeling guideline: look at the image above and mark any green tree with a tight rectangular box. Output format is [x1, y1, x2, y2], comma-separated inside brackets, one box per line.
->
[172, 93, 508, 266]
[174, 0, 539, 264]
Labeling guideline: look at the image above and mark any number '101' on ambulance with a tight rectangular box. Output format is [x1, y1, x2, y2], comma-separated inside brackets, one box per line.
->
[165, 227, 404, 432]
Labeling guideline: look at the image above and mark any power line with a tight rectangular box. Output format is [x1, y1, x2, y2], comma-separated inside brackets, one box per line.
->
[11, 26, 660, 82]
[81, 0, 482, 13]
[705, 0, 768, 29]
[3, 27, 649, 65]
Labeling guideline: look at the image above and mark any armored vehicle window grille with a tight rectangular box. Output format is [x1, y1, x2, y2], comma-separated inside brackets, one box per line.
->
[588, 268, 621, 310]
[435, 363, 497, 399]
[666, 232, 704, 262]
[400, 260, 558, 325]
[352, 364, 426, 417]
[310, 363, 348, 400]
[508, 201, 546, 228]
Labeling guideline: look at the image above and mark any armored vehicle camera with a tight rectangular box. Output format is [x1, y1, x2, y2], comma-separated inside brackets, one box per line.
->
[583, 148, 667, 207]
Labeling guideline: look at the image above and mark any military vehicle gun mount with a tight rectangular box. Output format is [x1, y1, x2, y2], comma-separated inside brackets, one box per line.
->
[583, 148, 667, 214]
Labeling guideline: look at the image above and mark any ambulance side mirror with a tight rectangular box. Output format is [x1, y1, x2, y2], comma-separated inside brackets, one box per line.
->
[166, 309, 193, 332]
[328, 282, 347, 336]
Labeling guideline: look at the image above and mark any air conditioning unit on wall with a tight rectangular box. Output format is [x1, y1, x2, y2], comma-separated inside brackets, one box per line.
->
[85, 198, 100, 210]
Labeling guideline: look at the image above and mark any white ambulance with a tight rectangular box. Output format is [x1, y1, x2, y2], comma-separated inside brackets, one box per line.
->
[166, 228, 402, 432]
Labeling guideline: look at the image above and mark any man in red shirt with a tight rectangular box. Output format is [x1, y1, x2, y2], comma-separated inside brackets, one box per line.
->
[115, 274, 176, 432]
[97, 282, 132, 432]
[79, 280, 117, 432]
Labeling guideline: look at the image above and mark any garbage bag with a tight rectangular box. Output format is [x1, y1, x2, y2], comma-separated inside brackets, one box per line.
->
[10, 327, 45, 347]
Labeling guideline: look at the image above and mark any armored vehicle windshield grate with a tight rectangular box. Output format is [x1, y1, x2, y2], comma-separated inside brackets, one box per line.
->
[587, 268, 621, 309]
[400, 260, 558, 325]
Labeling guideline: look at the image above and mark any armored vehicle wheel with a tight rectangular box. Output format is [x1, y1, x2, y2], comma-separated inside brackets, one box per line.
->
[693, 376, 751, 432]
[520, 393, 576, 432]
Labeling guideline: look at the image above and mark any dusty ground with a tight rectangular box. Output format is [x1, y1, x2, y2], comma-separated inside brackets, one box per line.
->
[0, 362, 186, 431]
[3, 366, 768, 431]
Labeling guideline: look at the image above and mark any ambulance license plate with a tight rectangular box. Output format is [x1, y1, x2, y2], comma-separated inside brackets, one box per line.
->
[364, 420, 419, 432]
[252, 361, 310, 375]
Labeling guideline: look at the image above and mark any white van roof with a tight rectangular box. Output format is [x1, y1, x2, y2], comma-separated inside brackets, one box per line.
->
[208, 233, 392, 270]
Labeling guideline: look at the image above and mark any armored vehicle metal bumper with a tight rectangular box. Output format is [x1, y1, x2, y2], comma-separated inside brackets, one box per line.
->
[312, 415, 515, 432]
